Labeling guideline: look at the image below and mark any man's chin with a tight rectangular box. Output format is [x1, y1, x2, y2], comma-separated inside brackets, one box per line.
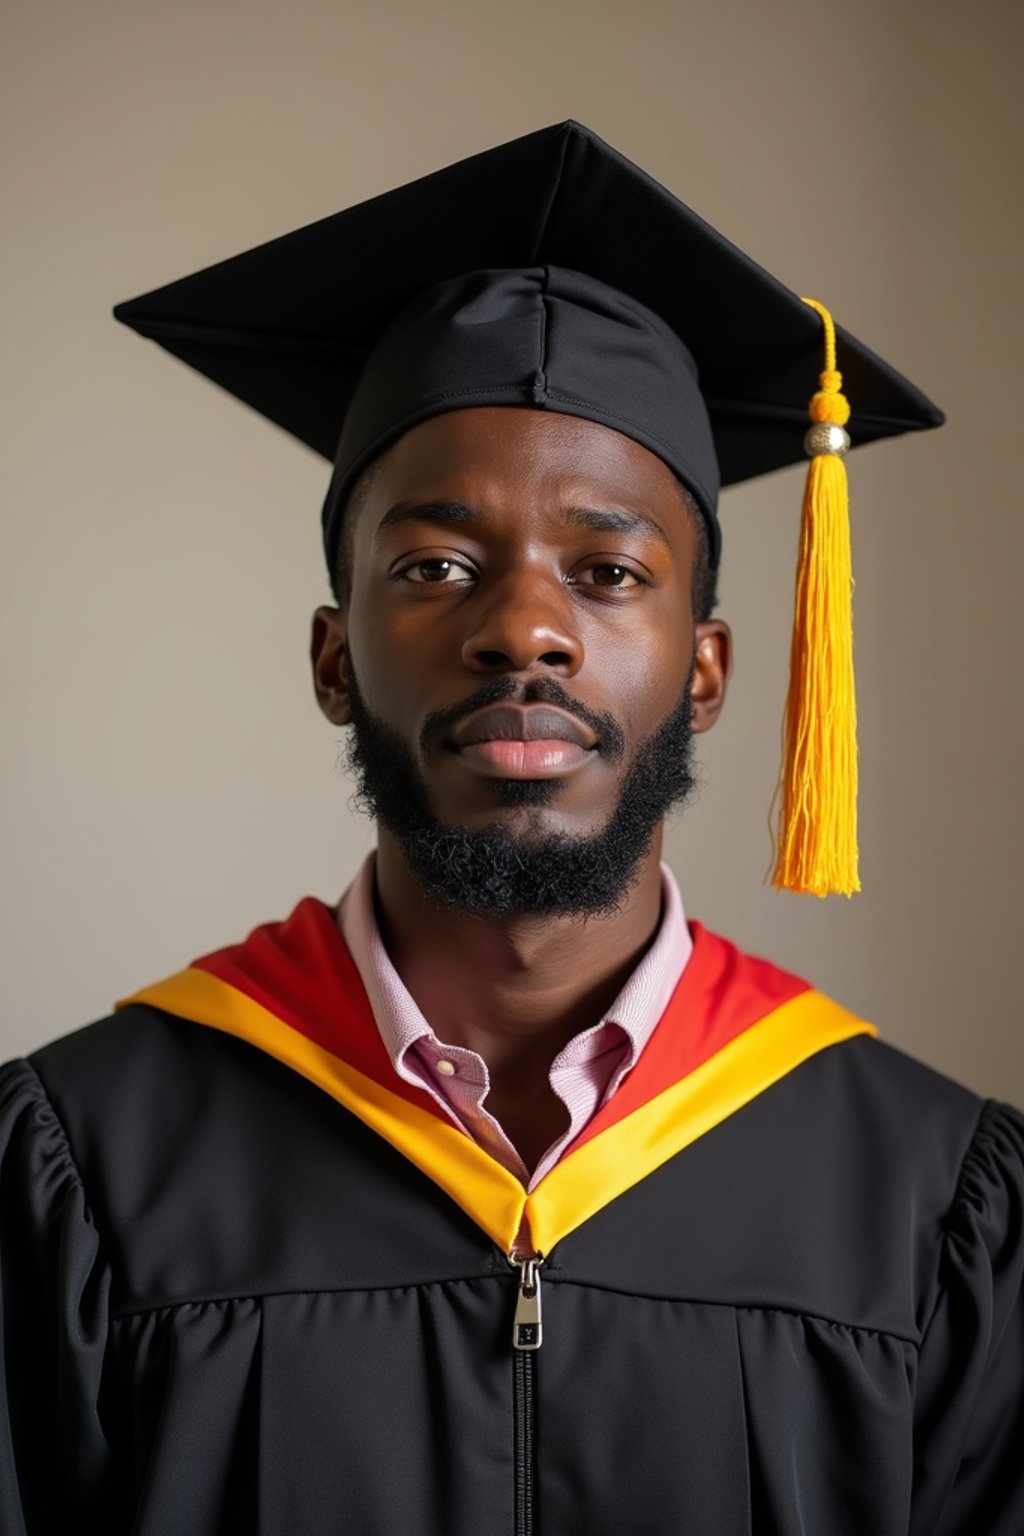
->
[412, 783, 615, 846]
[375, 799, 660, 920]
[425, 756, 578, 811]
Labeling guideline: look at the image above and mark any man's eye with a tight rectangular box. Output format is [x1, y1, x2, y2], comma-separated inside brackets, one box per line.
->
[574, 564, 642, 589]
[401, 558, 473, 584]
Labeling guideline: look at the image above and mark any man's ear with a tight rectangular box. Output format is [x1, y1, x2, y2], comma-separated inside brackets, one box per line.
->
[310, 605, 351, 726]
[690, 619, 732, 733]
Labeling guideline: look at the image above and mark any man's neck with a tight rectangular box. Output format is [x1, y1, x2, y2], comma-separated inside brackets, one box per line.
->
[371, 826, 666, 1080]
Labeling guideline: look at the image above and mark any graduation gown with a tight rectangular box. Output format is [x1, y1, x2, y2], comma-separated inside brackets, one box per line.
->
[2, 898, 1022, 1535]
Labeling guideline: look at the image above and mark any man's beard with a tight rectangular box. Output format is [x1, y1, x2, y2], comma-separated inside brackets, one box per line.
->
[343, 656, 698, 919]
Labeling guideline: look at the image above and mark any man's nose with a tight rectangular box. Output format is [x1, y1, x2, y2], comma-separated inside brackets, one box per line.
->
[460, 568, 584, 678]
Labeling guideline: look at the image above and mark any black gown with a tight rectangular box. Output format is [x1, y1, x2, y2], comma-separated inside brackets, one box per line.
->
[1, 903, 1022, 1535]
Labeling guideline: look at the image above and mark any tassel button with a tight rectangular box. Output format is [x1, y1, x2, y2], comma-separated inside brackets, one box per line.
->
[804, 421, 851, 458]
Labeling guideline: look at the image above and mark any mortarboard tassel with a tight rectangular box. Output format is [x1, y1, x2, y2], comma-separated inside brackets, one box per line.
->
[771, 297, 860, 897]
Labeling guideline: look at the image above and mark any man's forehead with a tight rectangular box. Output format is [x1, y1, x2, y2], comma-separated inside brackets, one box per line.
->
[361, 406, 689, 515]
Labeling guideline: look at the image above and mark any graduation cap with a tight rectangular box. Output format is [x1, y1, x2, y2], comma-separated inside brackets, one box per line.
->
[114, 120, 944, 898]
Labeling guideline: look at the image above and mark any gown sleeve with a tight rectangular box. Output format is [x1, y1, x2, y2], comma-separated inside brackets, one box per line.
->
[0, 1058, 117, 1535]
[912, 1099, 1024, 1536]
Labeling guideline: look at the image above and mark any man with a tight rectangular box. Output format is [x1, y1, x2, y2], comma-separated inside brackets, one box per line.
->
[2, 122, 1021, 1535]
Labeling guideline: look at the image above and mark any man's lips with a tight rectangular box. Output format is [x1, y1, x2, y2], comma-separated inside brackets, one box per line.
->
[448, 704, 598, 780]
[450, 705, 598, 751]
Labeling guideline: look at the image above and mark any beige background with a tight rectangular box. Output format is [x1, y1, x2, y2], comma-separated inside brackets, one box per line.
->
[2, 0, 1022, 1097]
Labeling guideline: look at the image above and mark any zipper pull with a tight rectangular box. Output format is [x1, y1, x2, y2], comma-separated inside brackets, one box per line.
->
[512, 1255, 544, 1351]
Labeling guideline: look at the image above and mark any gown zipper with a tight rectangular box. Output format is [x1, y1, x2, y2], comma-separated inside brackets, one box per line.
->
[511, 1254, 543, 1536]
[512, 1255, 543, 1351]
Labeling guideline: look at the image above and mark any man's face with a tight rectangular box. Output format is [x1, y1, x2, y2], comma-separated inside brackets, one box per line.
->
[312, 407, 730, 914]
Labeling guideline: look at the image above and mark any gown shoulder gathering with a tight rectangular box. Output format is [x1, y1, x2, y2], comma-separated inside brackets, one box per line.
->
[1, 996, 1022, 1536]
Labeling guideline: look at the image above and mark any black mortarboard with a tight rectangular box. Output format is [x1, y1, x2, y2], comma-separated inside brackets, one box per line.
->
[114, 120, 944, 897]
[113, 119, 941, 567]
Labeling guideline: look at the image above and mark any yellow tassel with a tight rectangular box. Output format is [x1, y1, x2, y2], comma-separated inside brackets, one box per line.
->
[771, 298, 860, 897]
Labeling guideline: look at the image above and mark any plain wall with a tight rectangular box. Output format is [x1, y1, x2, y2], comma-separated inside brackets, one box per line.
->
[2, 0, 1022, 1097]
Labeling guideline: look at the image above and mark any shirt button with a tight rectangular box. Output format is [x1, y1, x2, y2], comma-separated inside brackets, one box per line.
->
[436, 1059, 457, 1078]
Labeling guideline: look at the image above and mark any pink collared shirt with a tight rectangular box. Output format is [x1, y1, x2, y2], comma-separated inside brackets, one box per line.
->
[336, 854, 693, 1190]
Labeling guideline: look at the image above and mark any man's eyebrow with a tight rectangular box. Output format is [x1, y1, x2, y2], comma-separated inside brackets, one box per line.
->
[374, 500, 475, 541]
[565, 505, 672, 550]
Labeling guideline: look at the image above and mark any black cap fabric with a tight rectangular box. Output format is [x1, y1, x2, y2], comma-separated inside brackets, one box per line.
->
[113, 120, 944, 570]
[325, 265, 720, 560]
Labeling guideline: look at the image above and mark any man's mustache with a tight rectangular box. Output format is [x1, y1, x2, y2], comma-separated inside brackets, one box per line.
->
[420, 676, 626, 765]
